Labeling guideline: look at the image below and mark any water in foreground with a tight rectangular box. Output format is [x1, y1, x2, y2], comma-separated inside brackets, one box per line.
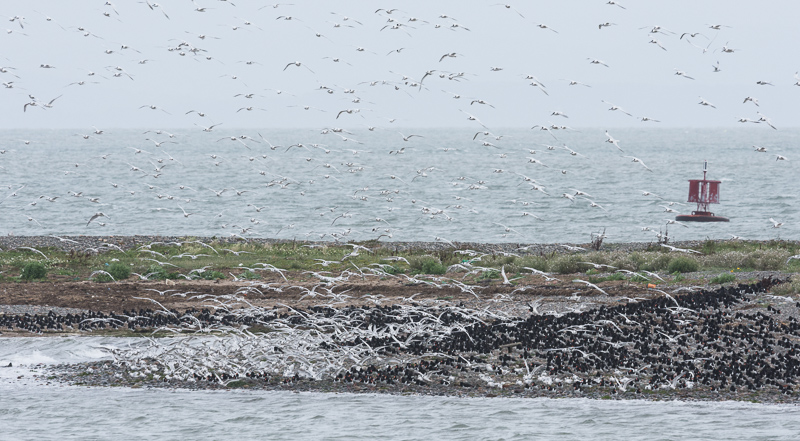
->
[1, 337, 798, 440]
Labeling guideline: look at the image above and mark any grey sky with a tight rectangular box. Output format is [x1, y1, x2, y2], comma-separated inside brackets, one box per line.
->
[1, 0, 798, 130]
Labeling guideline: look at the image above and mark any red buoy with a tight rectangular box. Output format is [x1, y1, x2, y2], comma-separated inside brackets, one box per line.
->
[675, 161, 729, 222]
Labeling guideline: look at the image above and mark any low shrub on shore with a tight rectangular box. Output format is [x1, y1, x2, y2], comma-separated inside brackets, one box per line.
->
[240, 270, 259, 280]
[197, 270, 225, 280]
[642, 253, 676, 272]
[515, 256, 548, 272]
[145, 264, 169, 280]
[21, 262, 47, 281]
[107, 262, 131, 281]
[588, 272, 626, 283]
[747, 250, 792, 271]
[409, 256, 446, 275]
[91, 262, 131, 283]
[604, 251, 671, 272]
[699, 239, 800, 256]
[771, 278, 800, 296]
[667, 256, 699, 273]
[91, 271, 115, 283]
[382, 265, 404, 275]
[550, 254, 583, 274]
[710, 273, 736, 284]
[608, 251, 643, 271]
[701, 251, 751, 270]
[478, 269, 500, 280]
[141, 264, 182, 280]
[700, 250, 790, 272]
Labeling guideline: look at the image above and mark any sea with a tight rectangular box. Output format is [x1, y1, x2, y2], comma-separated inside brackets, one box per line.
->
[0, 127, 797, 243]
[1, 337, 799, 441]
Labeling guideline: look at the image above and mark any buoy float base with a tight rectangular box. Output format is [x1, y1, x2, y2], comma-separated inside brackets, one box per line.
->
[675, 211, 729, 222]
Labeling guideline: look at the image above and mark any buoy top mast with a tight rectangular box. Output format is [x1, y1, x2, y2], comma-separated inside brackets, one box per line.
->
[675, 160, 728, 222]
[688, 160, 720, 213]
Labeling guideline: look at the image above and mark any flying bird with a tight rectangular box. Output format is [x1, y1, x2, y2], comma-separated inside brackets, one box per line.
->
[87, 212, 108, 226]
[493, 4, 525, 18]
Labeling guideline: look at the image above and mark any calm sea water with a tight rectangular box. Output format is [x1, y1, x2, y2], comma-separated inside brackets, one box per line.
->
[1, 337, 799, 441]
[1, 127, 796, 243]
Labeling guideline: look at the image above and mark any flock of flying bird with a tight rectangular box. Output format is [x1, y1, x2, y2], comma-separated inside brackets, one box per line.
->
[0, 1, 796, 243]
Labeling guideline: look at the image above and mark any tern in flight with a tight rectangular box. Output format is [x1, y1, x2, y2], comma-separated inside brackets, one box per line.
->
[87, 212, 108, 226]
[283, 61, 314, 73]
[602, 100, 632, 116]
[587, 58, 609, 67]
[604, 130, 623, 152]
[398, 132, 424, 141]
[624, 156, 653, 172]
[493, 4, 525, 18]
[698, 97, 716, 108]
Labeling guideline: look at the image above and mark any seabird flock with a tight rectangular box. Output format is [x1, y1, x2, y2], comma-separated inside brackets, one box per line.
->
[2, 2, 800, 395]
[26, 277, 800, 396]
[0, 1, 796, 241]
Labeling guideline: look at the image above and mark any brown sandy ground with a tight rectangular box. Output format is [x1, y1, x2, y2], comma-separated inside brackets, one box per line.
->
[1, 271, 709, 319]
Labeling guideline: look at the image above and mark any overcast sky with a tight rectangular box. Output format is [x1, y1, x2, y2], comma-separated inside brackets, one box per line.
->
[2, 0, 799, 129]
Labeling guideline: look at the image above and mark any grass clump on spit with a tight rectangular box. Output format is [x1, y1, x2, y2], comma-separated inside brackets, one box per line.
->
[667, 256, 699, 274]
[0, 239, 798, 282]
[549, 254, 584, 275]
[771, 278, 800, 296]
[699, 249, 791, 271]
[108, 262, 131, 281]
[92, 272, 115, 283]
[408, 256, 447, 275]
[197, 270, 225, 280]
[628, 274, 649, 283]
[143, 264, 172, 281]
[91, 262, 130, 282]
[478, 269, 501, 281]
[699, 239, 800, 256]
[20, 262, 48, 281]
[709, 273, 737, 285]
[586, 272, 626, 284]
[239, 270, 260, 280]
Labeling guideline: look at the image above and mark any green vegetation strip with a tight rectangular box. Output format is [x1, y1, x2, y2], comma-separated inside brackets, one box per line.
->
[0, 239, 797, 292]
